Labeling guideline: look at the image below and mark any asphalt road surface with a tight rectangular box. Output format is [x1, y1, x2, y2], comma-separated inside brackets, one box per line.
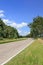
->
[0, 38, 34, 65]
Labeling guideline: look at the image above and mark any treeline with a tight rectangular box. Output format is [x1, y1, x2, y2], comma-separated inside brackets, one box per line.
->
[28, 16, 43, 38]
[0, 16, 43, 39]
[0, 18, 19, 39]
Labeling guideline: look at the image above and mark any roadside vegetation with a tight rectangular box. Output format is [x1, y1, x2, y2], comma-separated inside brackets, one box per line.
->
[5, 39, 43, 65]
[0, 38, 27, 44]
[28, 16, 43, 38]
[0, 18, 19, 39]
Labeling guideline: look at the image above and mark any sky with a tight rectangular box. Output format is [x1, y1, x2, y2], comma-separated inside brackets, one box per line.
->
[0, 0, 43, 36]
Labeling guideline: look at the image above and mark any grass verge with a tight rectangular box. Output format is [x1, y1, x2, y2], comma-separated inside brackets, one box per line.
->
[5, 39, 43, 65]
[0, 38, 27, 44]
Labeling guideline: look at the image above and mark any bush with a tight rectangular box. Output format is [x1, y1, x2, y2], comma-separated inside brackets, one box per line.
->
[0, 37, 3, 40]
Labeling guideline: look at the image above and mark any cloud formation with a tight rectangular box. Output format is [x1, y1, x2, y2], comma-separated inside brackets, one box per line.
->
[0, 10, 5, 17]
[3, 19, 12, 24]
[0, 10, 4, 13]
[3, 19, 27, 28]
[10, 22, 27, 28]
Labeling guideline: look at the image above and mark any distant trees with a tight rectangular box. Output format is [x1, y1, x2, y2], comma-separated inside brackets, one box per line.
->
[0, 18, 19, 39]
[28, 16, 43, 38]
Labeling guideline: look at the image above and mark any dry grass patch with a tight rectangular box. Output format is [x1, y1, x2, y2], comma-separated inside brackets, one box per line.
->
[38, 38, 43, 44]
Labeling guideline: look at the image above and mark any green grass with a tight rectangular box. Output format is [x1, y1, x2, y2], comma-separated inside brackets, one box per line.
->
[0, 38, 27, 44]
[5, 39, 43, 65]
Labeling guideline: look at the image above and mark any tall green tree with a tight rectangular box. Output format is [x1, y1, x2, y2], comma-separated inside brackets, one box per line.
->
[28, 16, 43, 38]
[0, 18, 19, 39]
[0, 18, 6, 37]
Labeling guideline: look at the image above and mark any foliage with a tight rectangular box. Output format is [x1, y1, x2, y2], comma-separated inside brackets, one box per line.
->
[0, 18, 19, 39]
[0, 38, 26, 44]
[28, 16, 43, 38]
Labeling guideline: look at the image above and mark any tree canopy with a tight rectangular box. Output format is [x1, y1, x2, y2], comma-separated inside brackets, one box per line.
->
[0, 18, 19, 39]
[28, 16, 43, 38]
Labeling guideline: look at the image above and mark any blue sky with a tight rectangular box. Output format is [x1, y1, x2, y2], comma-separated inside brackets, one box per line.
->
[0, 0, 43, 35]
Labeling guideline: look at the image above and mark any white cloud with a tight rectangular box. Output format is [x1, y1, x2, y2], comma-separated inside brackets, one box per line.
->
[10, 22, 27, 28]
[0, 13, 4, 17]
[18, 29, 22, 33]
[0, 10, 4, 13]
[20, 31, 30, 36]
[0, 10, 4, 17]
[3, 19, 27, 28]
[3, 19, 12, 24]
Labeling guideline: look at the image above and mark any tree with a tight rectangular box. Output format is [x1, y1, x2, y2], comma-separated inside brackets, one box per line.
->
[28, 16, 43, 38]
[0, 18, 19, 39]
[0, 18, 6, 38]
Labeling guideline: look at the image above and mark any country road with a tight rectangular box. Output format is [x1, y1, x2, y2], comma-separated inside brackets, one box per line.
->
[0, 38, 34, 65]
